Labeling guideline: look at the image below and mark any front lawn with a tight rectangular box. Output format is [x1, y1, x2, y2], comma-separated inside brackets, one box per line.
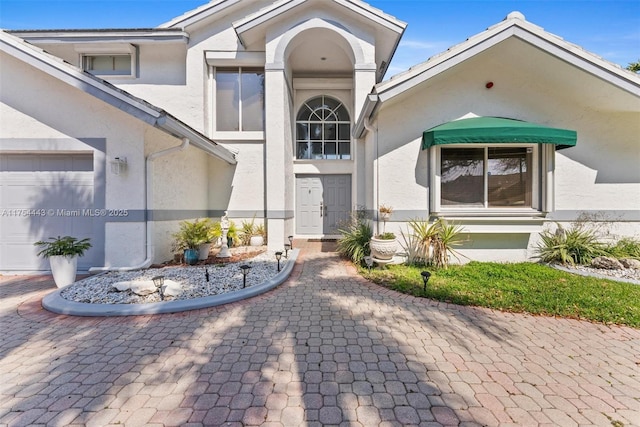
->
[362, 262, 640, 327]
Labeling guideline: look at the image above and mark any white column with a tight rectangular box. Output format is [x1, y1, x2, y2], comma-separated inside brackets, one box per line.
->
[264, 63, 294, 251]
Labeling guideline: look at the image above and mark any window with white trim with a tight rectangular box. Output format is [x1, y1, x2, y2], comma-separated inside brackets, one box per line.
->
[296, 96, 351, 160]
[214, 67, 264, 132]
[77, 43, 137, 78]
[82, 54, 132, 76]
[438, 145, 537, 210]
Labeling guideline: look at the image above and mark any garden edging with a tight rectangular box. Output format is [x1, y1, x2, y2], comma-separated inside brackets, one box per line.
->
[42, 249, 299, 316]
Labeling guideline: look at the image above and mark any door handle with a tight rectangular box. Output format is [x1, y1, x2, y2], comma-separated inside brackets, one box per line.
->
[320, 202, 323, 217]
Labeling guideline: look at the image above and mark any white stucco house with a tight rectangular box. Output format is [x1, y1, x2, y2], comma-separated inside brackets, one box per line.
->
[1, 0, 638, 272]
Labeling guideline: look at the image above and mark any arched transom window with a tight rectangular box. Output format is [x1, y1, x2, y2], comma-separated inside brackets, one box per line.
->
[296, 96, 350, 160]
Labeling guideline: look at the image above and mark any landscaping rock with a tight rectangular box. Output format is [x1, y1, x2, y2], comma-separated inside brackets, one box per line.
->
[620, 258, 640, 269]
[162, 280, 182, 298]
[112, 280, 157, 296]
[590, 256, 624, 270]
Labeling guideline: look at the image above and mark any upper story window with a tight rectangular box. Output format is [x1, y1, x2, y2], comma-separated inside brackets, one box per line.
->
[215, 67, 264, 132]
[82, 54, 132, 76]
[296, 96, 350, 160]
[76, 43, 137, 78]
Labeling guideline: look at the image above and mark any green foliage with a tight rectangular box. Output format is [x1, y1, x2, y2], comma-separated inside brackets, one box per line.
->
[375, 232, 396, 240]
[239, 215, 267, 245]
[212, 219, 237, 240]
[536, 224, 608, 265]
[34, 236, 92, 258]
[626, 59, 640, 73]
[405, 218, 465, 268]
[337, 214, 373, 265]
[606, 237, 640, 260]
[362, 262, 640, 327]
[172, 218, 216, 250]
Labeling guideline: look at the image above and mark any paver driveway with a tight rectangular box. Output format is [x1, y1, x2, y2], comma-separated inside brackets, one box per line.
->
[1, 241, 639, 427]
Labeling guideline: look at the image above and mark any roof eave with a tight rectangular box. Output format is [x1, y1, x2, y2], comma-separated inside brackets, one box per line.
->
[0, 31, 237, 165]
[159, 0, 241, 29]
[9, 29, 189, 44]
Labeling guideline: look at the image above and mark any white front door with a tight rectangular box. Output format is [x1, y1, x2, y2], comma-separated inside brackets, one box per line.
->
[296, 175, 351, 235]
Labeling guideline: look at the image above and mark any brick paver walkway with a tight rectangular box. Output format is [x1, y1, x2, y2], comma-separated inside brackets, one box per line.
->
[1, 241, 639, 426]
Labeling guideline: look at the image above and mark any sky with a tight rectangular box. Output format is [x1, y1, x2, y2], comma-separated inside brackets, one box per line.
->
[0, 0, 638, 75]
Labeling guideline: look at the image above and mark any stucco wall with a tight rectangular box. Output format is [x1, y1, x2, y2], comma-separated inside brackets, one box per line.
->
[0, 52, 148, 268]
[369, 39, 640, 262]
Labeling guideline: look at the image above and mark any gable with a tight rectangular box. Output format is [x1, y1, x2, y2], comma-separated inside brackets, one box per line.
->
[355, 12, 640, 137]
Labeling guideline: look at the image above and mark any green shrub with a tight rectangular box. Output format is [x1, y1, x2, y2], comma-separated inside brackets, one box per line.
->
[337, 216, 372, 265]
[536, 224, 608, 265]
[406, 218, 465, 269]
[375, 232, 396, 240]
[606, 237, 640, 259]
[34, 236, 92, 258]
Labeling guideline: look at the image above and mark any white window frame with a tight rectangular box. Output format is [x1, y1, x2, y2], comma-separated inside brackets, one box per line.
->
[432, 143, 543, 215]
[76, 44, 137, 79]
[211, 66, 265, 134]
[295, 95, 351, 161]
[206, 52, 266, 140]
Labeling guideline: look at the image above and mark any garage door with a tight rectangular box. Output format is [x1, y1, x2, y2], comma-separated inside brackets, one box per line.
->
[0, 153, 103, 272]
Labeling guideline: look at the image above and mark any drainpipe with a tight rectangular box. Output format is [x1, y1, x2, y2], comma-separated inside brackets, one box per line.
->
[89, 138, 190, 273]
[363, 117, 379, 235]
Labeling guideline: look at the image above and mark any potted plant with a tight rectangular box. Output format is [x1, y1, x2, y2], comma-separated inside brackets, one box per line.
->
[34, 236, 92, 287]
[213, 219, 238, 248]
[379, 204, 393, 234]
[379, 204, 393, 222]
[241, 216, 266, 247]
[253, 223, 267, 246]
[370, 232, 398, 261]
[172, 219, 213, 264]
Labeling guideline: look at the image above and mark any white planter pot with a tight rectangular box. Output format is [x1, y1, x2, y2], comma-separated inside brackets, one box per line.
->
[49, 255, 78, 288]
[198, 243, 213, 260]
[370, 237, 398, 261]
[249, 235, 264, 246]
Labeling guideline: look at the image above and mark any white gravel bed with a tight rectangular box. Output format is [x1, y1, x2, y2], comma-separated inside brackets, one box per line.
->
[555, 264, 640, 284]
[61, 251, 289, 304]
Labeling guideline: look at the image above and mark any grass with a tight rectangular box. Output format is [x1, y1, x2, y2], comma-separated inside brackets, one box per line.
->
[362, 261, 640, 328]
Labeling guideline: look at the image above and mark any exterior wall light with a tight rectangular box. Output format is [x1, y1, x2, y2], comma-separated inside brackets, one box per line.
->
[110, 157, 127, 175]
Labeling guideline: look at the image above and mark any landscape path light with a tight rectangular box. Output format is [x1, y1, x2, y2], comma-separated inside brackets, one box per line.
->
[240, 265, 251, 288]
[284, 244, 291, 258]
[275, 251, 283, 272]
[364, 256, 373, 272]
[152, 275, 165, 300]
[421, 271, 431, 293]
[288, 235, 294, 249]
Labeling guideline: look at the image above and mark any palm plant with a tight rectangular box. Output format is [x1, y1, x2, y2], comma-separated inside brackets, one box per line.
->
[536, 224, 608, 265]
[406, 218, 465, 268]
[337, 214, 373, 265]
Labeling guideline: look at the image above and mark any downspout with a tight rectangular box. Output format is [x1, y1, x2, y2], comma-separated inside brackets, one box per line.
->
[89, 138, 190, 273]
[363, 117, 379, 235]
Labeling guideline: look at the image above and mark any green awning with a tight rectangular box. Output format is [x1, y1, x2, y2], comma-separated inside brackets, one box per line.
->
[422, 117, 577, 150]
